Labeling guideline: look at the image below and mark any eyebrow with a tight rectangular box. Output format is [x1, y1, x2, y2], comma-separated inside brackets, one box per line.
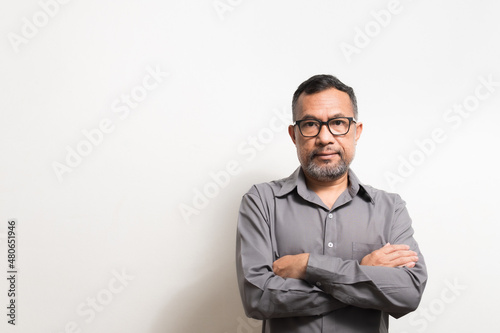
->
[298, 113, 346, 120]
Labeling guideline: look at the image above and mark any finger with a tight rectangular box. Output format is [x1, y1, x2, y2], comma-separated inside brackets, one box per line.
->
[386, 250, 418, 262]
[393, 255, 418, 267]
[390, 249, 417, 258]
[400, 261, 416, 268]
[390, 244, 411, 251]
[272, 260, 282, 273]
[381, 244, 411, 254]
[397, 261, 416, 268]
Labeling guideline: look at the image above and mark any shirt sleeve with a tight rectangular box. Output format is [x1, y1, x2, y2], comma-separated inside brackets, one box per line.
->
[236, 189, 347, 320]
[304, 195, 428, 318]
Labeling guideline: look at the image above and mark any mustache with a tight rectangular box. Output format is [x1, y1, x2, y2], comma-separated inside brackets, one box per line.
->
[311, 147, 341, 156]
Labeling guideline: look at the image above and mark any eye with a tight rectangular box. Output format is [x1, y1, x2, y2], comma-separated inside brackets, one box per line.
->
[303, 121, 319, 128]
[331, 119, 347, 126]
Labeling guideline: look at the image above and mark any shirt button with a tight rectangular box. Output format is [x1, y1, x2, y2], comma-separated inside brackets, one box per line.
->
[328, 242, 334, 248]
[328, 213, 333, 218]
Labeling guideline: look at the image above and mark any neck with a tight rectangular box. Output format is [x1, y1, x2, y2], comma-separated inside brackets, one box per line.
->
[304, 170, 349, 191]
[303, 170, 349, 209]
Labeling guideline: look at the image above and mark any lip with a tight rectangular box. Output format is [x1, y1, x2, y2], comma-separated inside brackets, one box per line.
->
[314, 151, 338, 159]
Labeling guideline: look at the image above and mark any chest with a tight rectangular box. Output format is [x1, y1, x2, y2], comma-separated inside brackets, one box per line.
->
[271, 197, 393, 261]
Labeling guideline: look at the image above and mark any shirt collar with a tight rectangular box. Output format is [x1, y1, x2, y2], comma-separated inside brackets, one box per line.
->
[276, 167, 374, 204]
[347, 169, 374, 204]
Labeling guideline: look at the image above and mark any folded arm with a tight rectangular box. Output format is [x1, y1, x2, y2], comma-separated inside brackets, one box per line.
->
[236, 190, 347, 320]
[272, 197, 427, 318]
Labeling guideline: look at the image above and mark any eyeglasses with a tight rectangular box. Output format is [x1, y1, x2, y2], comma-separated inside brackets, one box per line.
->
[294, 117, 356, 137]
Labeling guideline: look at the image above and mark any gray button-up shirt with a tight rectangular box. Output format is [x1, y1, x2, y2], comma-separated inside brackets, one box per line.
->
[236, 168, 427, 333]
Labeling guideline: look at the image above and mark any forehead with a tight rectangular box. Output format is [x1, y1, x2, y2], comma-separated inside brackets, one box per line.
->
[296, 88, 354, 119]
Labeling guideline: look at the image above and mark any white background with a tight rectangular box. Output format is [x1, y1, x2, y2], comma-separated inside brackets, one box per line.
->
[1, 0, 499, 332]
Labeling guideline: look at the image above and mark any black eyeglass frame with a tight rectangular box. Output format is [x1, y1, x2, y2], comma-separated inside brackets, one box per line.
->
[294, 117, 357, 137]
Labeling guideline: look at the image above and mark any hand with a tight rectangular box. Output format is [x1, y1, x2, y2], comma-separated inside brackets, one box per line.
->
[361, 243, 418, 268]
[273, 253, 310, 279]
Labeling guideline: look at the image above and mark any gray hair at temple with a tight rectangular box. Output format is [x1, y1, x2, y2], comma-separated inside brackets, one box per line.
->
[291, 74, 358, 121]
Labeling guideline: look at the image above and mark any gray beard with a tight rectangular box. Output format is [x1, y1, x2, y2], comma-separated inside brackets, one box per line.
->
[303, 152, 351, 182]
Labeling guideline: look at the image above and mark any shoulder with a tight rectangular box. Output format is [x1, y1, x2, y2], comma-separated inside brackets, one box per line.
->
[361, 183, 406, 208]
[239, 176, 293, 222]
[244, 176, 291, 200]
[349, 169, 405, 207]
[242, 168, 299, 200]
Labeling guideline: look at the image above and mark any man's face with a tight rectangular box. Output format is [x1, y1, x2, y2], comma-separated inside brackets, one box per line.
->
[288, 88, 363, 182]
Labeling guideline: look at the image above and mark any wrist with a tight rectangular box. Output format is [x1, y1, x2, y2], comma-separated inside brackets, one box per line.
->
[301, 253, 310, 279]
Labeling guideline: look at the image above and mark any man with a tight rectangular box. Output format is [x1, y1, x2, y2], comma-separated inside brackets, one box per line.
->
[236, 74, 427, 332]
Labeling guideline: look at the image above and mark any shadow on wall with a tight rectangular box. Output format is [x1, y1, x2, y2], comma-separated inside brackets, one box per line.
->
[151, 264, 261, 333]
[151, 175, 271, 333]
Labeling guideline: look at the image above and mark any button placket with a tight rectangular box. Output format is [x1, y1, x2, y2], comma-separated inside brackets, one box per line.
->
[325, 211, 335, 252]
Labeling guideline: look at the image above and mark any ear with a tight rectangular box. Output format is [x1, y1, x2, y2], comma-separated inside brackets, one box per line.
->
[288, 125, 297, 145]
[354, 122, 363, 144]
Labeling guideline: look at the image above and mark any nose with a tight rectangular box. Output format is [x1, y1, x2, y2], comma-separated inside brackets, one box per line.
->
[316, 123, 336, 146]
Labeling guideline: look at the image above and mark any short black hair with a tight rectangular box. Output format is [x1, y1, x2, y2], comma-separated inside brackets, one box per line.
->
[292, 74, 358, 121]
